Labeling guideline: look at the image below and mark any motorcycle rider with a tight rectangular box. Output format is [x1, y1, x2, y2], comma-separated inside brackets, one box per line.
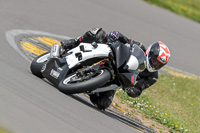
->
[60, 28, 171, 110]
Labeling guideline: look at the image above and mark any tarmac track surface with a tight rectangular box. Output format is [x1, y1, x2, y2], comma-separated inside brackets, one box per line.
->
[0, 0, 200, 133]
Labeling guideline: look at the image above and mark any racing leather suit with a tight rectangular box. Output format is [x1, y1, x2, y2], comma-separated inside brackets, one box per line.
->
[61, 28, 158, 109]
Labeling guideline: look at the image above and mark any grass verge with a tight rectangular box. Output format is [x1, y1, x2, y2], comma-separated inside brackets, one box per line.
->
[144, 0, 200, 23]
[0, 127, 8, 133]
[115, 70, 200, 132]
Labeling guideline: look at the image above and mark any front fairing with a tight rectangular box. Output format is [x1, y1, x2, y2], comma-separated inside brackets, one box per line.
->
[42, 57, 69, 86]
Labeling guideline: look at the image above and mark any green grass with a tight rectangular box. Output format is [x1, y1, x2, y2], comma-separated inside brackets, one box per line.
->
[144, 0, 200, 23]
[116, 73, 200, 132]
[0, 127, 8, 133]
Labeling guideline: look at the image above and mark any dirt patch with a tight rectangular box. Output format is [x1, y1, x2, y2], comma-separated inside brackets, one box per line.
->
[112, 96, 170, 133]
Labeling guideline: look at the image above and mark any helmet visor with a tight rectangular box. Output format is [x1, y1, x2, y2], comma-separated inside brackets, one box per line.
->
[148, 42, 165, 70]
[149, 56, 165, 70]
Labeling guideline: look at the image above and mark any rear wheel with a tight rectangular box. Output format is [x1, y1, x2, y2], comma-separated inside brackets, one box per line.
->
[30, 52, 50, 78]
[58, 69, 111, 94]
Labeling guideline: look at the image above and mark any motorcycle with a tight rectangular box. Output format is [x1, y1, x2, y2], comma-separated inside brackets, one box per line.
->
[30, 41, 146, 100]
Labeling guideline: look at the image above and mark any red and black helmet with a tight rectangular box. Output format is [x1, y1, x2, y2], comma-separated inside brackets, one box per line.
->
[145, 41, 171, 72]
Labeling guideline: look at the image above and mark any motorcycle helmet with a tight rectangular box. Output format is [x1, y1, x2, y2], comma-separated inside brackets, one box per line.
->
[145, 41, 171, 72]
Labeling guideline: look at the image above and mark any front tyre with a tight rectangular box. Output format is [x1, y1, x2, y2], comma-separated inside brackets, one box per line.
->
[30, 52, 50, 78]
[58, 69, 111, 94]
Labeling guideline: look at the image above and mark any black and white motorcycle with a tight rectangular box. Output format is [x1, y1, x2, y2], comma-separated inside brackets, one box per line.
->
[30, 41, 146, 100]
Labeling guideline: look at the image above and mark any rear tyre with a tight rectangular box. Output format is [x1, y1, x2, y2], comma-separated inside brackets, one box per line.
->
[58, 69, 111, 94]
[30, 52, 49, 78]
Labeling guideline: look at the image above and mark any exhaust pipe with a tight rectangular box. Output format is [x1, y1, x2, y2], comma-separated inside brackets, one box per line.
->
[87, 84, 119, 95]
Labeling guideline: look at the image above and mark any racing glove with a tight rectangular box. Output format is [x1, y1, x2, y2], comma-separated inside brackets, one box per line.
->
[60, 39, 77, 50]
[130, 39, 146, 51]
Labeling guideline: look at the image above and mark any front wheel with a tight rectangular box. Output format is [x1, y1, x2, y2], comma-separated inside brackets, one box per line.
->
[58, 69, 111, 94]
[30, 52, 50, 78]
